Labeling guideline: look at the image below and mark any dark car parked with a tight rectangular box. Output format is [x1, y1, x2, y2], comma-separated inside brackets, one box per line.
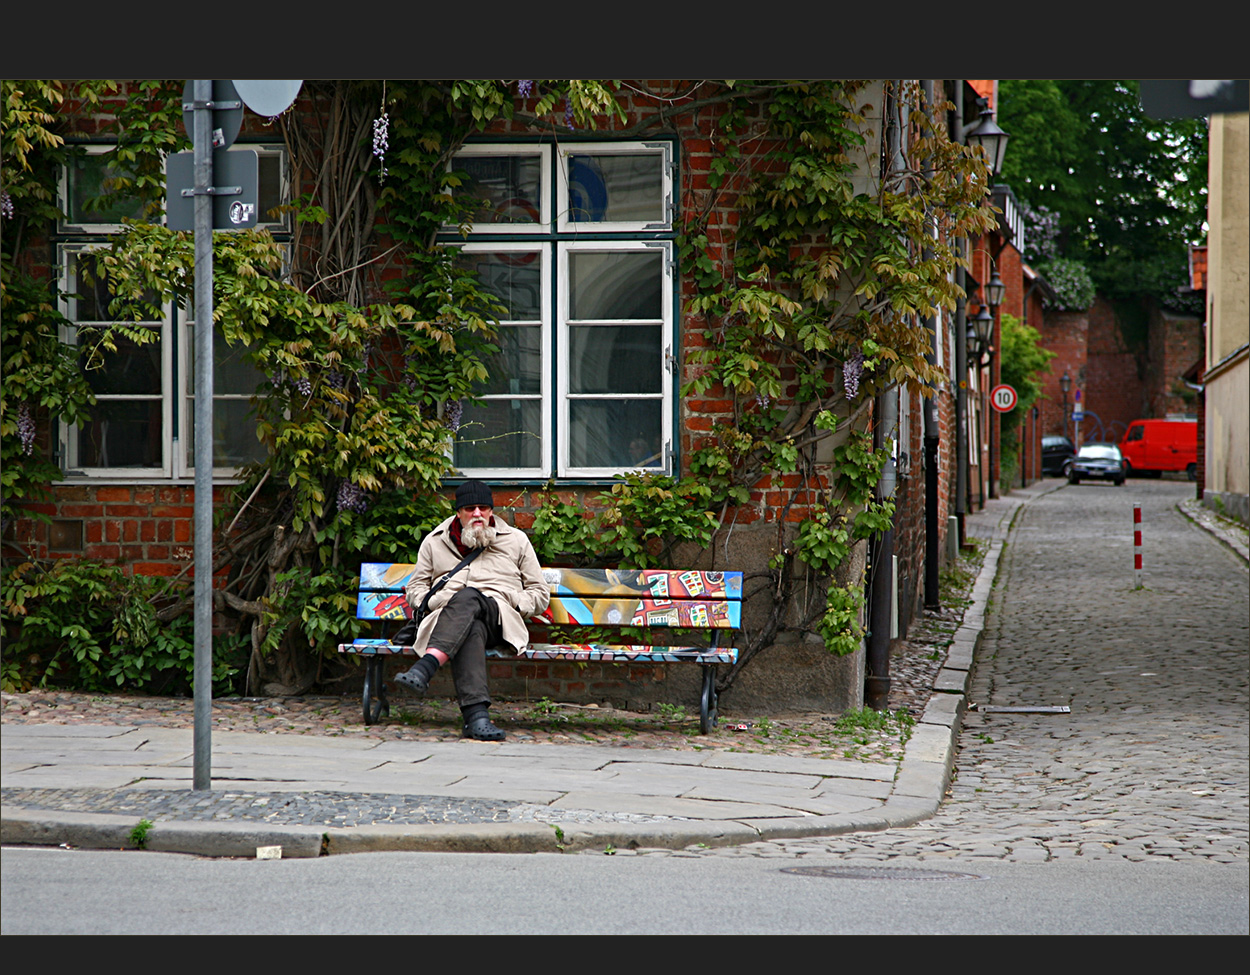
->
[1067, 442, 1126, 486]
[1041, 435, 1075, 476]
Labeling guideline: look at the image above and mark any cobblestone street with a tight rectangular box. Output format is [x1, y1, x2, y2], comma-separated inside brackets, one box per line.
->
[654, 480, 1249, 863]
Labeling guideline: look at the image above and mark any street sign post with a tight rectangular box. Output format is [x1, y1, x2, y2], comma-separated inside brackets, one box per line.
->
[990, 383, 1018, 413]
[175, 80, 301, 792]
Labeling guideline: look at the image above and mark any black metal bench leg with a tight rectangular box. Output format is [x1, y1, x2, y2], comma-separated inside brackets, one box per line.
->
[362, 656, 389, 725]
[700, 664, 718, 734]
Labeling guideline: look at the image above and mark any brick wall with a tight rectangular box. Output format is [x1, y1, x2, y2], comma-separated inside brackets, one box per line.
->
[1037, 309, 1089, 442]
[5, 484, 231, 579]
[1085, 296, 1144, 443]
[1149, 307, 1204, 418]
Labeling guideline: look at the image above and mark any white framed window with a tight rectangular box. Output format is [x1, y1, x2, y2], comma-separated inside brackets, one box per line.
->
[179, 319, 268, 477]
[555, 142, 673, 232]
[57, 245, 172, 476]
[451, 243, 551, 477]
[558, 239, 672, 477]
[445, 140, 676, 480]
[56, 143, 287, 481]
[446, 144, 551, 234]
[59, 146, 148, 234]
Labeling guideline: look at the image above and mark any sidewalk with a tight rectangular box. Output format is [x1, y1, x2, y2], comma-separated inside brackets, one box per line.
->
[0, 479, 1073, 859]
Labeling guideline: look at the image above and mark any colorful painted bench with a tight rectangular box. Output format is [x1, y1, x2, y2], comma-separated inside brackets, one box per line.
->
[338, 563, 743, 733]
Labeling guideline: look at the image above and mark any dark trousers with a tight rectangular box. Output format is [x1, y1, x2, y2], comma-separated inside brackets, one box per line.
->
[427, 587, 501, 710]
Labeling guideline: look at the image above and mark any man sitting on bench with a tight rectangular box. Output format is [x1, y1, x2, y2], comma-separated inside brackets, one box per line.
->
[393, 479, 550, 741]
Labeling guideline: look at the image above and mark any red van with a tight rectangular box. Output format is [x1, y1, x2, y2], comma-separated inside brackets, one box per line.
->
[1118, 419, 1198, 480]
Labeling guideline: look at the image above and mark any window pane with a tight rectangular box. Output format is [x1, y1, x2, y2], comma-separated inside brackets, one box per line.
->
[568, 153, 664, 224]
[189, 328, 263, 395]
[568, 325, 661, 394]
[186, 399, 266, 467]
[454, 154, 542, 226]
[569, 400, 663, 469]
[257, 151, 285, 223]
[458, 251, 542, 320]
[479, 325, 542, 396]
[71, 253, 160, 322]
[569, 251, 662, 320]
[454, 399, 542, 469]
[66, 153, 145, 226]
[77, 400, 163, 468]
[78, 331, 163, 396]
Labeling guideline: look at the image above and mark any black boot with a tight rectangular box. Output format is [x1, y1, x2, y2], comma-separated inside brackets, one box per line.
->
[462, 704, 505, 741]
[393, 654, 438, 695]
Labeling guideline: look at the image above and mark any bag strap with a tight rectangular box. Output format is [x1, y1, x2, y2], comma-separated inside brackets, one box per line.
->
[417, 546, 484, 617]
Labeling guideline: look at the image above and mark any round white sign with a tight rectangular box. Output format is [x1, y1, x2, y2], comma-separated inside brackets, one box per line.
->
[232, 80, 302, 118]
[990, 384, 1018, 412]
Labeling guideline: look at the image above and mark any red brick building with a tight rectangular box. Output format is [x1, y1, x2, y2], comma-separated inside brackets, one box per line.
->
[5, 79, 1000, 711]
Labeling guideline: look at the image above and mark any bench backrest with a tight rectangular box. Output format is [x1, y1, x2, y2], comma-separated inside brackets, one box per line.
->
[355, 563, 742, 630]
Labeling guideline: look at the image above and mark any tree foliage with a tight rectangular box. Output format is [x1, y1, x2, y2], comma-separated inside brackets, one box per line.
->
[998, 80, 1207, 314]
[996, 311, 1055, 484]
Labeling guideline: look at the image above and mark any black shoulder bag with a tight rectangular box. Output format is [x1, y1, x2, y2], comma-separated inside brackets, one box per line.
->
[390, 547, 484, 647]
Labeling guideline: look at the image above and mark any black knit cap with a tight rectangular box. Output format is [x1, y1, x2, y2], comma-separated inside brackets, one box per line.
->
[454, 479, 494, 510]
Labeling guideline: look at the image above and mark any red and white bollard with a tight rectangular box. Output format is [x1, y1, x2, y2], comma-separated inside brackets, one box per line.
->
[1133, 502, 1143, 589]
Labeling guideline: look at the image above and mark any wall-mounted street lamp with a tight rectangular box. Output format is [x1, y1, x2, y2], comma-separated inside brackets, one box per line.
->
[965, 100, 1010, 179]
[969, 301, 994, 362]
[985, 269, 1005, 310]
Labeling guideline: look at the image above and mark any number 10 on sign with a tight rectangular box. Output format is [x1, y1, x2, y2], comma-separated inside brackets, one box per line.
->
[991, 384, 1018, 412]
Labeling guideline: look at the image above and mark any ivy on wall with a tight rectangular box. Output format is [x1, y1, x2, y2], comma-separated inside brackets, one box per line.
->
[1, 79, 995, 697]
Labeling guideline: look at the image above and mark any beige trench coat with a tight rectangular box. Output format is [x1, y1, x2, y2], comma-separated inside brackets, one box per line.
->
[404, 515, 549, 655]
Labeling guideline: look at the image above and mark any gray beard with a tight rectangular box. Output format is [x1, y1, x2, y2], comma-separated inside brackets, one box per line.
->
[461, 522, 496, 549]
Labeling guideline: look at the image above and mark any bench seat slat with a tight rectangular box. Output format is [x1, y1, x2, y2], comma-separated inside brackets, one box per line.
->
[338, 638, 737, 665]
[355, 591, 740, 628]
[357, 563, 742, 600]
[521, 643, 737, 664]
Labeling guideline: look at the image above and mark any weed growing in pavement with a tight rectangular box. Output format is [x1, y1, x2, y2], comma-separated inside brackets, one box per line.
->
[527, 696, 558, 715]
[550, 824, 566, 851]
[829, 707, 916, 747]
[129, 818, 154, 850]
[654, 702, 689, 724]
[524, 697, 566, 721]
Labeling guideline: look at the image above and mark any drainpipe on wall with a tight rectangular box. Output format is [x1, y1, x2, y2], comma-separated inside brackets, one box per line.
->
[866, 83, 903, 711]
[867, 383, 898, 710]
[921, 80, 941, 610]
[953, 82, 969, 549]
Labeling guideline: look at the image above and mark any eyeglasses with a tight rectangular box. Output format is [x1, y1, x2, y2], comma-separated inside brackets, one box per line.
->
[460, 505, 493, 513]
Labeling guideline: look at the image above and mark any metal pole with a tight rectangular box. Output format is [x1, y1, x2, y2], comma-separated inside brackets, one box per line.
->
[952, 82, 968, 548]
[1133, 502, 1143, 589]
[192, 80, 214, 791]
[987, 347, 996, 498]
[920, 80, 941, 610]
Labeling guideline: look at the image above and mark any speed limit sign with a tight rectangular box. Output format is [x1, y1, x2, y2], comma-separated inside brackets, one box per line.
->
[990, 384, 1018, 412]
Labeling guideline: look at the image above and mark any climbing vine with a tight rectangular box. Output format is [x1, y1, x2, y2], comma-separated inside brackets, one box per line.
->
[2, 78, 994, 696]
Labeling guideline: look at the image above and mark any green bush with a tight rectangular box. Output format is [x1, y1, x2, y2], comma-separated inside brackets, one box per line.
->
[1, 560, 245, 694]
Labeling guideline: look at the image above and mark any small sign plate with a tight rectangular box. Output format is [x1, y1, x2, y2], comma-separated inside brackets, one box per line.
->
[165, 150, 259, 232]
